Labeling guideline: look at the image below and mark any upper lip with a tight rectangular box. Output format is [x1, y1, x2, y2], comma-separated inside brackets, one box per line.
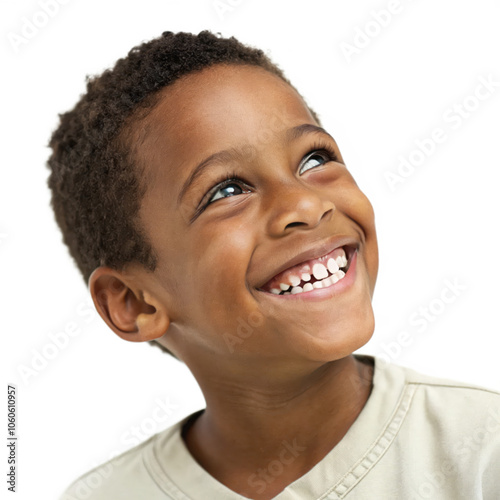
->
[255, 235, 359, 290]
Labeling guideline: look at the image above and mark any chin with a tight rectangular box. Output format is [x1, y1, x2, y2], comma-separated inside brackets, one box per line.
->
[297, 305, 375, 363]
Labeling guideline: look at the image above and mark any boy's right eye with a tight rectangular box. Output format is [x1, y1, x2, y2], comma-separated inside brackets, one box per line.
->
[196, 172, 252, 214]
[208, 180, 251, 204]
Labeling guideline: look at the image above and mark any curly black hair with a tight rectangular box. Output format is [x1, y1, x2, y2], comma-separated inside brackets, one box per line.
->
[46, 30, 320, 357]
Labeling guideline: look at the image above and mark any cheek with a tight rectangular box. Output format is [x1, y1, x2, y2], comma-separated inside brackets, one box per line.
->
[335, 183, 379, 282]
[354, 193, 379, 292]
[183, 221, 256, 310]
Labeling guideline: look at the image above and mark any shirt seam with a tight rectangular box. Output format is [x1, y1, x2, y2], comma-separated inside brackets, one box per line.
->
[142, 435, 193, 500]
[405, 381, 500, 396]
[318, 382, 418, 499]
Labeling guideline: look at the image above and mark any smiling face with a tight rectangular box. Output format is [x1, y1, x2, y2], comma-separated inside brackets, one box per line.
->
[130, 63, 378, 374]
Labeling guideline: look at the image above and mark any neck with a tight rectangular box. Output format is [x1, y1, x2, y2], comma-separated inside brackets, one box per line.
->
[182, 354, 374, 499]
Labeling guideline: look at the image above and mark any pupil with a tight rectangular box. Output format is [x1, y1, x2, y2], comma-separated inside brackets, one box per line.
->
[222, 184, 240, 197]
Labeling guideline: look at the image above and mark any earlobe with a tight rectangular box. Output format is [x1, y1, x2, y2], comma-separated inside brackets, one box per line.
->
[88, 266, 171, 343]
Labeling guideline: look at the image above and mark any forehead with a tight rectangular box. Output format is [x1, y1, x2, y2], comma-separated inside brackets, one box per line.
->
[131, 64, 316, 181]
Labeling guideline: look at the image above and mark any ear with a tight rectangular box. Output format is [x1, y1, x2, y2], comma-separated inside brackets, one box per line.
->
[88, 266, 171, 343]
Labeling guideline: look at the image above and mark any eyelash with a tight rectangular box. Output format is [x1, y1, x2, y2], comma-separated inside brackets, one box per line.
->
[195, 141, 340, 216]
[303, 141, 339, 168]
[196, 170, 246, 212]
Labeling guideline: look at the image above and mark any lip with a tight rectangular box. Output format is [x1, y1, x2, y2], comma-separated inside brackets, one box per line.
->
[255, 235, 359, 291]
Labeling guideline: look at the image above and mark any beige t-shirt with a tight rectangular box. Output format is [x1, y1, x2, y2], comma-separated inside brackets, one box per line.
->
[59, 355, 500, 499]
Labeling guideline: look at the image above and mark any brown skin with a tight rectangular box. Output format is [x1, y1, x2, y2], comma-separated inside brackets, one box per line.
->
[89, 64, 379, 499]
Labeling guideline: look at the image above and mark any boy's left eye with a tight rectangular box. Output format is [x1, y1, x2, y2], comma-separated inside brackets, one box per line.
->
[299, 151, 332, 175]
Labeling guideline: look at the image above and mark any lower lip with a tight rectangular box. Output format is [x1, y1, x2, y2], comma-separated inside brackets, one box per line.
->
[258, 249, 358, 302]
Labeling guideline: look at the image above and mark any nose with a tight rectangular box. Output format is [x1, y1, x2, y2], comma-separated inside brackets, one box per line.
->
[265, 181, 335, 236]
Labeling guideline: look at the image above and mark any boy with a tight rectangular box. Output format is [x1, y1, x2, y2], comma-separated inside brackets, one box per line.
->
[49, 31, 499, 499]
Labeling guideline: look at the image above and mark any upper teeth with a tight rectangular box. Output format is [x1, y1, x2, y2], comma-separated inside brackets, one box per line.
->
[312, 263, 329, 280]
[270, 250, 349, 295]
[327, 258, 339, 274]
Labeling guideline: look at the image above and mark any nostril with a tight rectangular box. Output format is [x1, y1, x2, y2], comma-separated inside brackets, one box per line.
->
[284, 221, 307, 230]
[322, 208, 334, 220]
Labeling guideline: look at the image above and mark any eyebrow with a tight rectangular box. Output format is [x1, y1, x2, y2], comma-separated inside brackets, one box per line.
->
[177, 123, 335, 206]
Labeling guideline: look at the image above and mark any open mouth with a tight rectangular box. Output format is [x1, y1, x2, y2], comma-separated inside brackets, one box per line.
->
[258, 245, 355, 296]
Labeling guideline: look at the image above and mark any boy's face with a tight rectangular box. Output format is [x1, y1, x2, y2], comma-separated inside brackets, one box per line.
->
[130, 64, 378, 369]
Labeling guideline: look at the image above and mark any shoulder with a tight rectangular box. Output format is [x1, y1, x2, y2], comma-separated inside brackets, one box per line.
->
[397, 360, 500, 406]
[367, 355, 500, 447]
[371, 354, 500, 399]
[58, 420, 183, 500]
[380, 358, 500, 459]
[383, 357, 500, 417]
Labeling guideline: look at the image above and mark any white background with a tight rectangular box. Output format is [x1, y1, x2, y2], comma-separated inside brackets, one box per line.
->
[2, 0, 500, 498]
